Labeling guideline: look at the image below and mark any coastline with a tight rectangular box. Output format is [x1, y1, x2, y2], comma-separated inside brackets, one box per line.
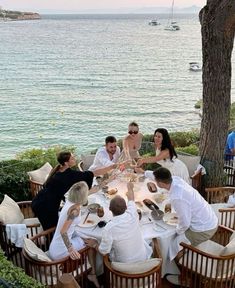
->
[0, 9, 41, 21]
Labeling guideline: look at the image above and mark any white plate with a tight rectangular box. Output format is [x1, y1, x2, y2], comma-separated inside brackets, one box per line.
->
[78, 214, 100, 228]
[163, 213, 178, 226]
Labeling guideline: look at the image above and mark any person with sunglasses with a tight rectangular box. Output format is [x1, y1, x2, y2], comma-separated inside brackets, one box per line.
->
[122, 121, 143, 161]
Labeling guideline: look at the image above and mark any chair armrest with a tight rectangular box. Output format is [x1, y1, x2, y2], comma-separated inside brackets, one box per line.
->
[78, 161, 84, 171]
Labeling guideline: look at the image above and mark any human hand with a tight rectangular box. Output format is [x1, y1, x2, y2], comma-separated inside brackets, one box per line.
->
[137, 158, 145, 167]
[134, 167, 145, 174]
[68, 246, 80, 260]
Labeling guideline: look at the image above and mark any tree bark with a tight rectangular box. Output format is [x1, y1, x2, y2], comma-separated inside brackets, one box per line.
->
[199, 0, 235, 186]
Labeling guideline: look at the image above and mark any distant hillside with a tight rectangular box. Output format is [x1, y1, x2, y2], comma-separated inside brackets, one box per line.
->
[0, 9, 41, 20]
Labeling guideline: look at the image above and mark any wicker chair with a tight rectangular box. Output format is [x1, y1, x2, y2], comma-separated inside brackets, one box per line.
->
[0, 200, 41, 268]
[78, 155, 95, 171]
[29, 179, 44, 198]
[23, 227, 90, 288]
[219, 207, 235, 230]
[191, 168, 203, 194]
[103, 238, 162, 288]
[205, 187, 235, 204]
[177, 225, 235, 288]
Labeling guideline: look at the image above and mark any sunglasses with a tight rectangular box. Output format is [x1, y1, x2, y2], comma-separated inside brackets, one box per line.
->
[128, 131, 138, 135]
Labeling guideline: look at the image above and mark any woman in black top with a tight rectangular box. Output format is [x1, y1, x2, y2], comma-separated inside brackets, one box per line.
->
[32, 151, 116, 230]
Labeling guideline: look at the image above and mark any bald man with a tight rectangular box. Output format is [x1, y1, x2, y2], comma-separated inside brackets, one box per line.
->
[85, 182, 152, 262]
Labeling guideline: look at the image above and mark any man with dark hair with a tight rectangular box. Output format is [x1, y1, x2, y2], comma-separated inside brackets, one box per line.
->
[89, 136, 120, 171]
[85, 182, 152, 262]
[154, 167, 218, 247]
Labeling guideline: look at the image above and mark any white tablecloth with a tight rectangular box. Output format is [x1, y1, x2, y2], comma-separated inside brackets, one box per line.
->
[76, 175, 180, 277]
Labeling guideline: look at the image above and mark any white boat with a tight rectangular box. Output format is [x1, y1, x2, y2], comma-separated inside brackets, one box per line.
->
[149, 19, 160, 26]
[189, 62, 202, 72]
[164, 0, 180, 31]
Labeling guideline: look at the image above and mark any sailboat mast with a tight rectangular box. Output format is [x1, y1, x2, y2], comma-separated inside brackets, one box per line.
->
[171, 0, 174, 23]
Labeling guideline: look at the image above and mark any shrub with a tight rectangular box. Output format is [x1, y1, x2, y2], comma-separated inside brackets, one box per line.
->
[176, 144, 199, 156]
[0, 250, 44, 288]
[0, 146, 76, 202]
[170, 130, 200, 148]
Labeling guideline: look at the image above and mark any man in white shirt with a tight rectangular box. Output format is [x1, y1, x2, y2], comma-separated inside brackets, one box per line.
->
[153, 167, 218, 246]
[85, 182, 152, 262]
[89, 136, 121, 171]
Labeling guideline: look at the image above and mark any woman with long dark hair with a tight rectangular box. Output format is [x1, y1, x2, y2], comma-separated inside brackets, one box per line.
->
[137, 128, 190, 183]
[32, 151, 115, 230]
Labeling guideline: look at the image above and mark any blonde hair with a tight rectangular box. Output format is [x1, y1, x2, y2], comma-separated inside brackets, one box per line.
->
[67, 181, 88, 205]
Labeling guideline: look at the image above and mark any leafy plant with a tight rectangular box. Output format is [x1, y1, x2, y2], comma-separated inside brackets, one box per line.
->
[176, 144, 199, 156]
[0, 250, 44, 288]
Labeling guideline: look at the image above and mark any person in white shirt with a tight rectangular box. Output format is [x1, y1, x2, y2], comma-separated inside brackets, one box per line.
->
[89, 136, 121, 171]
[85, 182, 152, 262]
[153, 167, 218, 246]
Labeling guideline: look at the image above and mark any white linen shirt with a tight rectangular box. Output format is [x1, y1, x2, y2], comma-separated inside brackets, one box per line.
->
[170, 176, 218, 235]
[98, 201, 152, 262]
[89, 146, 121, 171]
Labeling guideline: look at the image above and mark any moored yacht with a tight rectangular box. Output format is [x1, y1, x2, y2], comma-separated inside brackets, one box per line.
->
[149, 19, 161, 26]
[189, 62, 202, 72]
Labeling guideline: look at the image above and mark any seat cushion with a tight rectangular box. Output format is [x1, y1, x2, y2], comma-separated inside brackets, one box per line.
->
[24, 238, 52, 262]
[27, 162, 52, 184]
[220, 237, 235, 256]
[177, 155, 200, 176]
[81, 154, 95, 170]
[0, 195, 24, 224]
[111, 258, 161, 274]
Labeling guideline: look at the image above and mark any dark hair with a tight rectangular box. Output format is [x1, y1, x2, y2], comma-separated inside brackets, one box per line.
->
[129, 121, 139, 128]
[109, 195, 127, 216]
[154, 128, 177, 160]
[45, 151, 72, 185]
[153, 167, 172, 184]
[105, 136, 117, 144]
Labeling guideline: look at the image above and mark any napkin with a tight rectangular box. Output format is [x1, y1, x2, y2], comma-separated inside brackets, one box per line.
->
[6, 224, 27, 248]
[227, 194, 235, 207]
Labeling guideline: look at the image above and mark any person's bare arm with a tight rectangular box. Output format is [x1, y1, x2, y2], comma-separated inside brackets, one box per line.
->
[60, 205, 81, 259]
[126, 182, 134, 201]
[92, 164, 118, 177]
[137, 149, 170, 166]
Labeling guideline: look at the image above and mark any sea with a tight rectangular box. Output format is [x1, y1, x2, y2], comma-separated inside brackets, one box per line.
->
[1, 13, 235, 160]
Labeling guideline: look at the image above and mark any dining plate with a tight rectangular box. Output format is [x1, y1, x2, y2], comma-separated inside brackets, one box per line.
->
[88, 203, 100, 213]
[163, 213, 178, 226]
[78, 214, 100, 228]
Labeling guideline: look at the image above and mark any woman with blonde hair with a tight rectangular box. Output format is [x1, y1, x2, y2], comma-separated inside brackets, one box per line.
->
[122, 121, 143, 161]
[49, 181, 100, 288]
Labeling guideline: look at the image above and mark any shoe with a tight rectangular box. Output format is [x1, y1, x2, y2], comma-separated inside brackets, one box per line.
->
[166, 274, 190, 287]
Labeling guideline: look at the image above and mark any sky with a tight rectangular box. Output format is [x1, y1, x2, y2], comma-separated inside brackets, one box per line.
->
[0, 0, 206, 12]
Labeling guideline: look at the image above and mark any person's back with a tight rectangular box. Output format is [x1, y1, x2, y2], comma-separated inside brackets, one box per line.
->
[101, 201, 147, 262]
[170, 176, 217, 233]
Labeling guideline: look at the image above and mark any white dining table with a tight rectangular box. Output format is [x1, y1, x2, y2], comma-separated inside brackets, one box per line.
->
[75, 173, 180, 277]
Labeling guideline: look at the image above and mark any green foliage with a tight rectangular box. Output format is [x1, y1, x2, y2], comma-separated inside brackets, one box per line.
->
[176, 144, 199, 156]
[194, 99, 202, 109]
[0, 146, 76, 202]
[170, 130, 200, 148]
[0, 250, 44, 288]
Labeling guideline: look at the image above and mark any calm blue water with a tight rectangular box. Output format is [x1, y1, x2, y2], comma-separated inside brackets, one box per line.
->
[0, 14, 234, 160]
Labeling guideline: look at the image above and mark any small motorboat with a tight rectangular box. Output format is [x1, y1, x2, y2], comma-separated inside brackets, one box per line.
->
[189, 62, 202, 72]
[164, 22, 180, 31]
[149, 19, 160, 26]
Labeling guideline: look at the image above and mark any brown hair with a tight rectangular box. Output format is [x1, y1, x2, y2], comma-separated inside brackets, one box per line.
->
[109, 195, 127, 216]
[153, 167, 173, 184]
[45, 151, 71, 185]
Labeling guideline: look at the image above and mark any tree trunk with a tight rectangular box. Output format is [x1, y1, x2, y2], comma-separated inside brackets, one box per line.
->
[199, 0, 235, 187]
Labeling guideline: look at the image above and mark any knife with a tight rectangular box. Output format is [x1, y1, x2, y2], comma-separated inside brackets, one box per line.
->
[83, 211, 90, 224]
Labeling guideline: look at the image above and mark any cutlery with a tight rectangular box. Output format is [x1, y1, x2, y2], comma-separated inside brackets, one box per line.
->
[83, 211, 90, 224]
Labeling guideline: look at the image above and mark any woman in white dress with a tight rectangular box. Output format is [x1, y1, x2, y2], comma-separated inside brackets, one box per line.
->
[121, 121, 143, 161]
[137, 128, 190, 183]
[49, 181, 100, 288]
